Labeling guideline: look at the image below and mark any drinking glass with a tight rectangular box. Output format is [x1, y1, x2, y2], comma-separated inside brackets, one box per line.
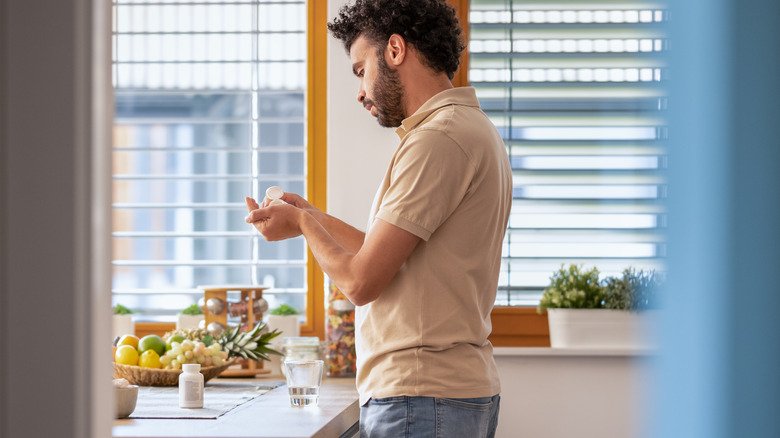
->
[283, 359, 324, 407]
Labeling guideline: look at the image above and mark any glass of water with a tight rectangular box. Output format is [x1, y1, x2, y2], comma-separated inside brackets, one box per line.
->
[283, 359, 324, 407]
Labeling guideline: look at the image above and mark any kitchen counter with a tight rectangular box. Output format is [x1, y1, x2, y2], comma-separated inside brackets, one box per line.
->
[113, 377, 359, 438]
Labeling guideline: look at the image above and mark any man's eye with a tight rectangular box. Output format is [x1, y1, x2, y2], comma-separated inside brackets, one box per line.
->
[358, 71, 364, 77]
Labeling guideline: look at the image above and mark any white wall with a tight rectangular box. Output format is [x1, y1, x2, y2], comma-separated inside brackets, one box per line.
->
[326, 0, 397, 228]
[494, 350, 649, 438]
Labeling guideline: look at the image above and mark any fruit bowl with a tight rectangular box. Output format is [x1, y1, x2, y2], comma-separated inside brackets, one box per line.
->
[112, 360, 235, 386]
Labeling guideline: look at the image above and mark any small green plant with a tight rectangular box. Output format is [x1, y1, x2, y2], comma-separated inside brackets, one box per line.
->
[269, 303, 299, 316]
[113, 304, 134, 315]
[180, 303, 203, 315]
[537, 264, 604, 314]
[602, 268, 663, 311]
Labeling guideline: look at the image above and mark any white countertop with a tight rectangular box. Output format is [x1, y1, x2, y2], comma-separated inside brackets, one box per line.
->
[113, 377, 359, 438]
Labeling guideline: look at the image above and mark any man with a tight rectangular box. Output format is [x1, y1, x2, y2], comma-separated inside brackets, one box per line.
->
[244, 0, 512, 436]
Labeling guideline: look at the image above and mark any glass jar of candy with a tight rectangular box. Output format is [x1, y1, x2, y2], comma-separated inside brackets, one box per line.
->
[325, 280, 357, 377]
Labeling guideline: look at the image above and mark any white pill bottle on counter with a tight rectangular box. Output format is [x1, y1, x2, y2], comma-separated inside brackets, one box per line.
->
[179, 364, 204, 408]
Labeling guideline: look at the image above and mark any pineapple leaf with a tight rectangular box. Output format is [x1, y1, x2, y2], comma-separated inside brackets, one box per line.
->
[217, 322, 284, 361]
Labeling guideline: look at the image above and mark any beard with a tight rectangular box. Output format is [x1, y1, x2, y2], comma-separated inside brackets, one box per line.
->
[366, 53, 406, 128]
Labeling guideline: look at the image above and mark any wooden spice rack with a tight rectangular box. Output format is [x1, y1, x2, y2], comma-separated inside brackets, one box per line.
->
[200, 285, 271, 377]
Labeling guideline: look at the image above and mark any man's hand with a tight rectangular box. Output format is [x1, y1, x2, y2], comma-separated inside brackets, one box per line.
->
[260, 191, 317, 212]
[245, 196, 305, 241]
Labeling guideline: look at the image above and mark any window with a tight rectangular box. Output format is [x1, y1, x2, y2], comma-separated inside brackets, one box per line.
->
[111, 0, 325, 334]
[468, 1, 668, 306]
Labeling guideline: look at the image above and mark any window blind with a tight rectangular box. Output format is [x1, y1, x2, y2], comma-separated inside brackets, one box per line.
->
[468, 1, 668, 305]
[112, 0, 308, 320]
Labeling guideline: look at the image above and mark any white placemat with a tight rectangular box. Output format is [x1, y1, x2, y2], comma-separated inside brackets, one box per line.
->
[130, 380, 283, 419]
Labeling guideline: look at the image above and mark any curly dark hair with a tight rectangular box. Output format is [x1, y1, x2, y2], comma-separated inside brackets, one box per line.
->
[327, 0, 465, 80]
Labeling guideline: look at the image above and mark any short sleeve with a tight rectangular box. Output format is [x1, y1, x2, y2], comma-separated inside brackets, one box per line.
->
[375, 130, 476, 241]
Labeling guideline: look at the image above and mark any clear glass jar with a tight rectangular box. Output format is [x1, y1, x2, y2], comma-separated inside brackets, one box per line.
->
[280, 337, 322, 362]
[325, 281, 356, 377]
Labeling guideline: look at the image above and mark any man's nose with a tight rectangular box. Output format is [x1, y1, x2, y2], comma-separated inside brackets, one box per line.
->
[357, 88, 366, 104]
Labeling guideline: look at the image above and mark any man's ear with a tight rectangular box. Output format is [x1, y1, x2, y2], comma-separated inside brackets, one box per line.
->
[385, 34, 407, 66]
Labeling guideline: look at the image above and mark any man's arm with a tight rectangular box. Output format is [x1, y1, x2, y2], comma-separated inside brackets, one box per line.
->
[246, 203, 420, 306]
[300, 212, 419, 305]
[303, 209, 366, 254]
[247, 195, 365, 253]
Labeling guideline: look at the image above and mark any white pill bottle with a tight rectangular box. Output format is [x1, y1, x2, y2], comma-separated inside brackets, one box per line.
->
[179, 363, 204, 408]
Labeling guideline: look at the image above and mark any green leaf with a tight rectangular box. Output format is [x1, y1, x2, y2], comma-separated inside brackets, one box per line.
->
[113, 304, 134, 315]
[538, 264, 604, 312]
[180, 303, 203, 315]
[269, 304, 299, 316]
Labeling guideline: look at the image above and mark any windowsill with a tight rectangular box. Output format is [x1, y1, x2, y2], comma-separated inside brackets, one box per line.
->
[493, 346, 655, 357]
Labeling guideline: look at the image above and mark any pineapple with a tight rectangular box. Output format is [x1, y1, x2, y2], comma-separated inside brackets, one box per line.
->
[218, 322, 282, 361]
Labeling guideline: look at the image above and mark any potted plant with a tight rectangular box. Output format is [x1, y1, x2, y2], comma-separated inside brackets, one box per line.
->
[602, 267, 662, 312]
[113, 304, 135, 340]
[601, 267, 663, 349]
[267, 304, 300, 338]
[538, 264, 661, 349]
[176, 303, 204, 330]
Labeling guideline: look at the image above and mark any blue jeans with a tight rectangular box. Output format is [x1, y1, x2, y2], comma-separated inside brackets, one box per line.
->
[360, 395, 500, 438]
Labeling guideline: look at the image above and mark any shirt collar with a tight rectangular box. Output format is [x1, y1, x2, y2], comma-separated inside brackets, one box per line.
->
[395, 87, 481, 138]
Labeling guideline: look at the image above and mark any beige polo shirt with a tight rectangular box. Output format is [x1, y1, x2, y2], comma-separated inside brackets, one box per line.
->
[355, 87, 512, 405]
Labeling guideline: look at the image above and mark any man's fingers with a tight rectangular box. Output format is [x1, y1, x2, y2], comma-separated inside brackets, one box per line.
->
[245, 196, 260, 211]
[245, 207, 269, 223]
[279, 193, 298, 206]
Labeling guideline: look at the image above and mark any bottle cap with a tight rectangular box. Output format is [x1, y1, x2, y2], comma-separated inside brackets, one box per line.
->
[265, 186, 284, 200]
[182, 363, 201, 373]
[283, 336, 321, 347]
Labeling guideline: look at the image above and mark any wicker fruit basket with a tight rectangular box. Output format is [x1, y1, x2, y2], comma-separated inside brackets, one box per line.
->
[113, 360, 235, 386]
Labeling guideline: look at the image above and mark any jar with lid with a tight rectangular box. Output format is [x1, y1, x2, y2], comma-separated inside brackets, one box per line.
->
[325, 280, 356, 377]
[279, 337, 323, 376]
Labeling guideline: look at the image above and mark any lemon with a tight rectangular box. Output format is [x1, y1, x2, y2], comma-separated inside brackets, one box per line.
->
[138, 335, 166, 356]
[115, 345, 139, 366]
[117, 334, 139, 350]
[139, 350, 162, 369]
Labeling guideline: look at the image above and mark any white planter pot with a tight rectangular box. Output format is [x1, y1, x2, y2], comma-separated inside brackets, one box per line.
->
[267, 314, 300, 338]
[112, 314, 134, 340]
[176, 314, 204, 330]
[547, 308, 658, 349]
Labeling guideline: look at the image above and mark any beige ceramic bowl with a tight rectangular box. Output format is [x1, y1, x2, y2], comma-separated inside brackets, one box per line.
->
[114, 384, 139, 419]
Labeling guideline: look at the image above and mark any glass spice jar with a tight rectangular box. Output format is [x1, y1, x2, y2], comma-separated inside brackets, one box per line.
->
[325, 280, 356, 377]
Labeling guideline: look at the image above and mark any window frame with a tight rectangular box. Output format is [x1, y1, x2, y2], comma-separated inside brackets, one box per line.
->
[134, 0, 328, 339]
[301, 0, 328, 339]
